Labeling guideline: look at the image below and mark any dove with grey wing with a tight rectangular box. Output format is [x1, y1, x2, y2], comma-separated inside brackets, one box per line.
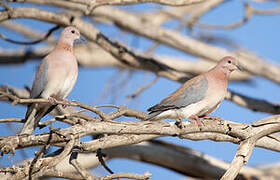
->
[20, 26, 81, 135]
[146, 56, 241, 124]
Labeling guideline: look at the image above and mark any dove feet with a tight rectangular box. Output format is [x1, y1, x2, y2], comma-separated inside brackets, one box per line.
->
[48, 97, 71, 108]
[48, 97, 57, 104]
[190, 115, 204, 126]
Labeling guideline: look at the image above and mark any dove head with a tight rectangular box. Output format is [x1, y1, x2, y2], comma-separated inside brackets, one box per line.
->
[216, 56, 241, 77]
[58, 26, 81, 46]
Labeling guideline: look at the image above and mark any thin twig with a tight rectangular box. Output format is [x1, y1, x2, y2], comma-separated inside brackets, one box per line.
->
[127, 76, 159, 99]
[0, 25, 60, 45]
[0, 90, 112, 121]
[0, 118, 23, 123]
[72, 101, 111, 121]
[38, 109, 88, 127]
[0, 1, 12, 11]
[196, 2, 280, 30]
[28, 130, 54, 180]
[97, 148, 114, 174]
[29, 135, 76, 179]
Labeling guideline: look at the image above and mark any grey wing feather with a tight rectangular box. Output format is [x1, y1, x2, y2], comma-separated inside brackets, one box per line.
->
[148, 76, 208, 113]
[25, 58, 49, 119]
[30, 58, 49, 98]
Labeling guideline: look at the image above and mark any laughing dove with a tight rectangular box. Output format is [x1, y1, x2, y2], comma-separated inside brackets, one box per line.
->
[146, 56, 241, 125]
[20, 26, 81, 135]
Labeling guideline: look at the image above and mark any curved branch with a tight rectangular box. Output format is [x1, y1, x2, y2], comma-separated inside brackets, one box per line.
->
[186, 0, 225, 30]
[0, 25, 60, 45]
[0, 21, 57, 44]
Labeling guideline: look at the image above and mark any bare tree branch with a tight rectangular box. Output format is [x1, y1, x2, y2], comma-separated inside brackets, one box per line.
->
[1, 140, 279, 179]
[105, 140, 270, 180]
[1, 1, 280, 179]
[127, 75, 159, 98]
[221, 124, 280, 180]
[1, 107, 280, 154]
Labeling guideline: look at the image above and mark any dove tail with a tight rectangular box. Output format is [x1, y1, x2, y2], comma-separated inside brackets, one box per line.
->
[20, 104, 57, 135]
[144, 111, 162, 121]
[20, 105, 38, 135]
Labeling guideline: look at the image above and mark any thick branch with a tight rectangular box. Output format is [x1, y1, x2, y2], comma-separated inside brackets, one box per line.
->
[1, 113, 280, 155]
[221, 124, 280, 180]
[2, 140, 278, 179]
[105, 140, 263, 180]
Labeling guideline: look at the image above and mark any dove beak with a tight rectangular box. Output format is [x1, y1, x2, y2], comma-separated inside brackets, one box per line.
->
[80, 35, 87, 42]
[236, 65, 243, 71]
[74, 35, 87, 45]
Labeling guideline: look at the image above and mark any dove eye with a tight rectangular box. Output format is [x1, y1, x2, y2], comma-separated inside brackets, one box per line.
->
[227, 60, 232, 64]
[71, 30, 75, 34]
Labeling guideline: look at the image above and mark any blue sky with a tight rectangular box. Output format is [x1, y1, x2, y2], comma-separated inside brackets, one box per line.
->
[1, 1, 280, 179]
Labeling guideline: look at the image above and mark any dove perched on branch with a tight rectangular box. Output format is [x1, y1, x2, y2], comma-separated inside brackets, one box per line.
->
[146, 56, 241, 125]
[20, 26, 81, 135]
